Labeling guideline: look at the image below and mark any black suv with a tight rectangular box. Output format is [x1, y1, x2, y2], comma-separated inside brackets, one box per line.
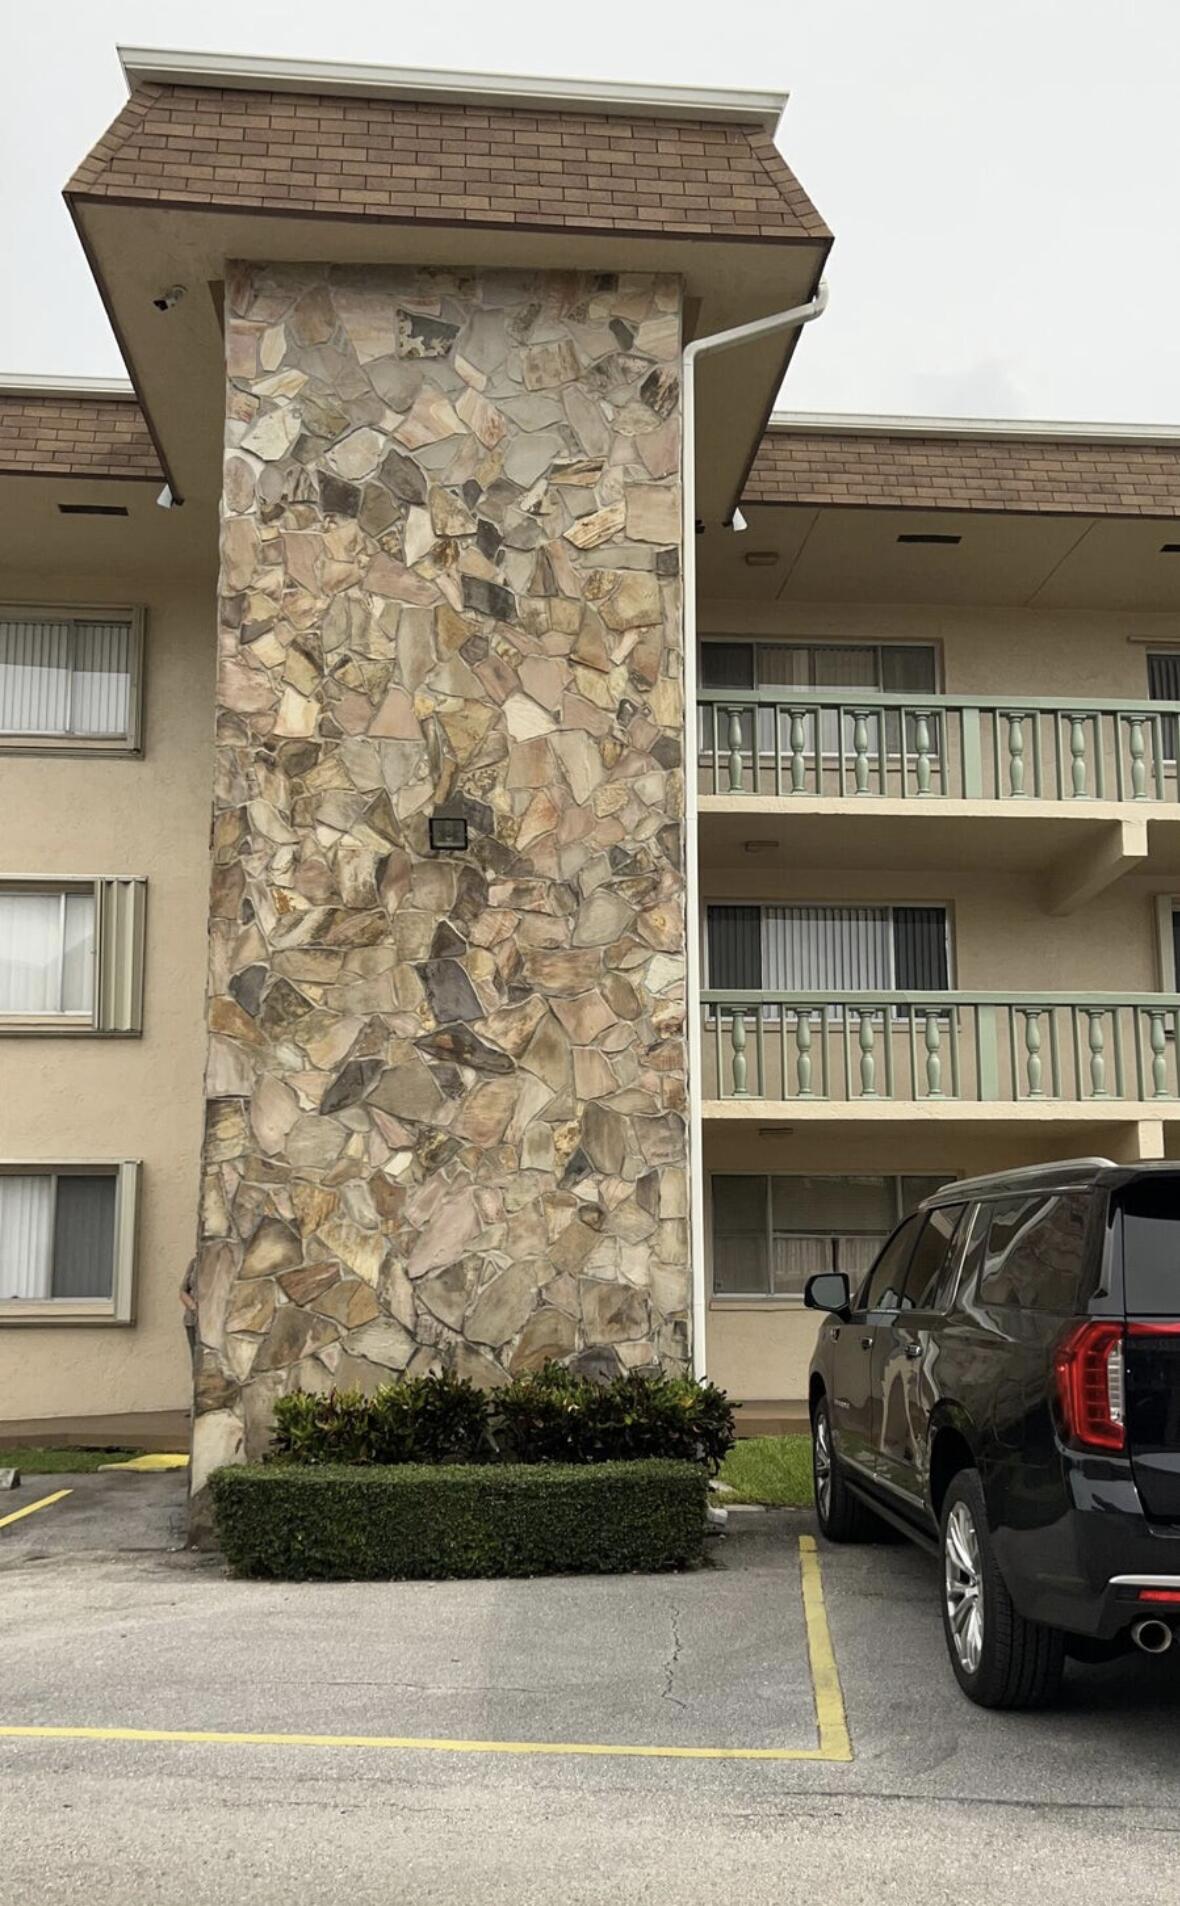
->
[804, 1158, 1180, 1708]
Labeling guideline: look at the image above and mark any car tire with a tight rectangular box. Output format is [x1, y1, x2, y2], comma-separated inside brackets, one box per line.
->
[940, 1469, 1066, 1709]
[812, 1395, 881, 1543]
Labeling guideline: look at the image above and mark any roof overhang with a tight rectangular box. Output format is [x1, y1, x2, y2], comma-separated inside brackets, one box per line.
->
[0, 373, 137, 400]
[66, 57, 830, 520]
[769, 410, 1180, 447]
[119, 47, 789, 130]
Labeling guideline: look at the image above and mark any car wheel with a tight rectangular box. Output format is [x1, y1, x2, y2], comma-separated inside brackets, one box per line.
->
[940, 1469, 1065, 1709]
[812, 1396, 881, 1543]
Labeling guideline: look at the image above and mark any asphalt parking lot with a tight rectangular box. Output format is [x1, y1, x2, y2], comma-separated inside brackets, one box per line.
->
[2, 1480, 1180, 1904]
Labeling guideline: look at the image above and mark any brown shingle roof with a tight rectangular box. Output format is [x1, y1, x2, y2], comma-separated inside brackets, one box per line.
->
[66, 82, 830, 241]
[744, 428, 1180, 518]
[0, 394, 161, 481]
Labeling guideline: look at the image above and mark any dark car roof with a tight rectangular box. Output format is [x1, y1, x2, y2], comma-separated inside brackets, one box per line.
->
[920, 1157, 1180, 1211]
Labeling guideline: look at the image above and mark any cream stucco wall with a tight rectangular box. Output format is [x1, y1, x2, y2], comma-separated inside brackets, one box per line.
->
[0, 567, 215, 1426]
[701, 863, 1166, 994]
[699, 598, 1180, 703]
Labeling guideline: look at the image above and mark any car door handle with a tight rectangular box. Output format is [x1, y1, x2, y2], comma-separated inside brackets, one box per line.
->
[904, 1342, 923, 1361]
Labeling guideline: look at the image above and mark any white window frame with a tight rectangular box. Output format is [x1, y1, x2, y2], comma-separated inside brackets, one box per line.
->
[0, 876, 146, 1036]
[0, 603, 144, 756]
[0, 1160, 140, 1325]
[707, 1170, 950, 1306]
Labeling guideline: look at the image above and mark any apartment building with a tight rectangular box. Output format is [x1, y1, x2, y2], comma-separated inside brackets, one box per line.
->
[1, 49, 1178, 1495]
[697, 415, 1180, 1411]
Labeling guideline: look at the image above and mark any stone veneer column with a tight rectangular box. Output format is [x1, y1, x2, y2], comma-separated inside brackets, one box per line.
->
[191, 263, 688, 1490]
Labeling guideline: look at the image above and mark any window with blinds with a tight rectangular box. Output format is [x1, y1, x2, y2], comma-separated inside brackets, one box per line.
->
[0, 880, 146, 1033]
[0, 609, 142, 749]
[712, 1173, 950, 1299]
[700, 641, 938, 696]
[706, 903, 950, 999]
[0, 1162, 139, 1319]
[0, 890, 95, 1016]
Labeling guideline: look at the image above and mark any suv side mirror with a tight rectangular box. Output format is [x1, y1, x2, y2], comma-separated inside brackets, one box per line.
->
[804, 1271, 852, 1316]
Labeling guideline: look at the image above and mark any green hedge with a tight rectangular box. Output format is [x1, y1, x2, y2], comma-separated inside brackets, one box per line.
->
[269, 1366, 736, 1471]
[210, 1459, 707, 1581]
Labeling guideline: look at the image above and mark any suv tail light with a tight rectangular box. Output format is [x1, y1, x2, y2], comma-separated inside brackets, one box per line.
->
[1054, 1320, 1126, 1452]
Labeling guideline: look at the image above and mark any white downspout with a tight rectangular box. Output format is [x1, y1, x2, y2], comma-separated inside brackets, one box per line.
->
[681, 281, 829, 1380]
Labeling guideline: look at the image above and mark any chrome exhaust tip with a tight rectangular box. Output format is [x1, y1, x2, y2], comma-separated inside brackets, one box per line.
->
[1131, 1617, 1174, 1655]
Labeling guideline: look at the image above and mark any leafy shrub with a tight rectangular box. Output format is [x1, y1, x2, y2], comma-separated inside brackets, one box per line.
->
[493, 1365, 735, 1472]
[211, 1459, 707, 1581]
[271, 1373, 491, 1467]
[268, 1364, 735, 1473]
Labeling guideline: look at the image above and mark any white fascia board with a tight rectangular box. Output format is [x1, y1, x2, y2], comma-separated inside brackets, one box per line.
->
[118, 46, 787, 130]
[768, 409, 1180, 446]
[0, 373, 137, 399]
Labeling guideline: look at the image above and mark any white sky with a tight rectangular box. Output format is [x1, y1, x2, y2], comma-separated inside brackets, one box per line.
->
[3, 0, 1178, 424]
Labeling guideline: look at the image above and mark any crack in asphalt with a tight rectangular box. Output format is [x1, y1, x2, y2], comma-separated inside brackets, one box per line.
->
[661, 1604, 686, 1709]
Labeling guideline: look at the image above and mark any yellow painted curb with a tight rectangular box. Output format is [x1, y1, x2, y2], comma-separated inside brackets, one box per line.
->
[0, 1536, 853, 1764]
[98, 1454, 190, 1472]
[0, 1489, 72, 1531]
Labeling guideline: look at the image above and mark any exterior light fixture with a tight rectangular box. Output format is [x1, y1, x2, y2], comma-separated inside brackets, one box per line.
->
[744, 550, 779, 567]
[897, 532, 961, 546]
[743, 839, 776, 854]
[429, 814, 469, 852]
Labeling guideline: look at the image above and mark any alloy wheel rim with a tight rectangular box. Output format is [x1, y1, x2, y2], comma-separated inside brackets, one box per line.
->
[944, 1500, 984, 1675]
[814, 1410, 833, 1520]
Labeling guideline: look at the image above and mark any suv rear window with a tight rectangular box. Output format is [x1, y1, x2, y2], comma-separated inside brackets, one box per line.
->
[1118, 1175, 1180, 1316]
[976, 1191, 1093, 1314]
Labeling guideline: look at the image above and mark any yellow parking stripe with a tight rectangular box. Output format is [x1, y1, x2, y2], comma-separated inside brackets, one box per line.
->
[0, 1536, 852, 1764]
[0, 1725, 829, 1761]
[798, 1534, 853, 1762]
[0, 1489, 72, 1531]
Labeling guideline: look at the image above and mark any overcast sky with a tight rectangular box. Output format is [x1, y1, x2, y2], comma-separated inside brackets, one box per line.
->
[3, 0, 1178, 424]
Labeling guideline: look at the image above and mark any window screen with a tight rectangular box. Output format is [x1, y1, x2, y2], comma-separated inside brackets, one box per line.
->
[1148, 653, 1180, 763]
[711, 1175, 769, 1296]
[706, 907, 761, 992]
[977, 1193, 1093, 1314]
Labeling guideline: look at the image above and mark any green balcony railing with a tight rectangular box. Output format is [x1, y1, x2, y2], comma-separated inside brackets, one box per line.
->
[701, 991, 1180, 1105]
[697, 689, 1180, 801]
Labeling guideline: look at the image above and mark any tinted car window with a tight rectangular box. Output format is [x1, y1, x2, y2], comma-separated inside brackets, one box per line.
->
[859, 1216, 921, 1312]
[977, 1192, 1092, 1314]
[900, 1204, 966, 1310]
[1118, 1175, 1180, 1316]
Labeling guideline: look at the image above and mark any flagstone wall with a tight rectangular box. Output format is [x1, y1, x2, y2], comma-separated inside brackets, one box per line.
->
[192, 262, 687, 1490]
